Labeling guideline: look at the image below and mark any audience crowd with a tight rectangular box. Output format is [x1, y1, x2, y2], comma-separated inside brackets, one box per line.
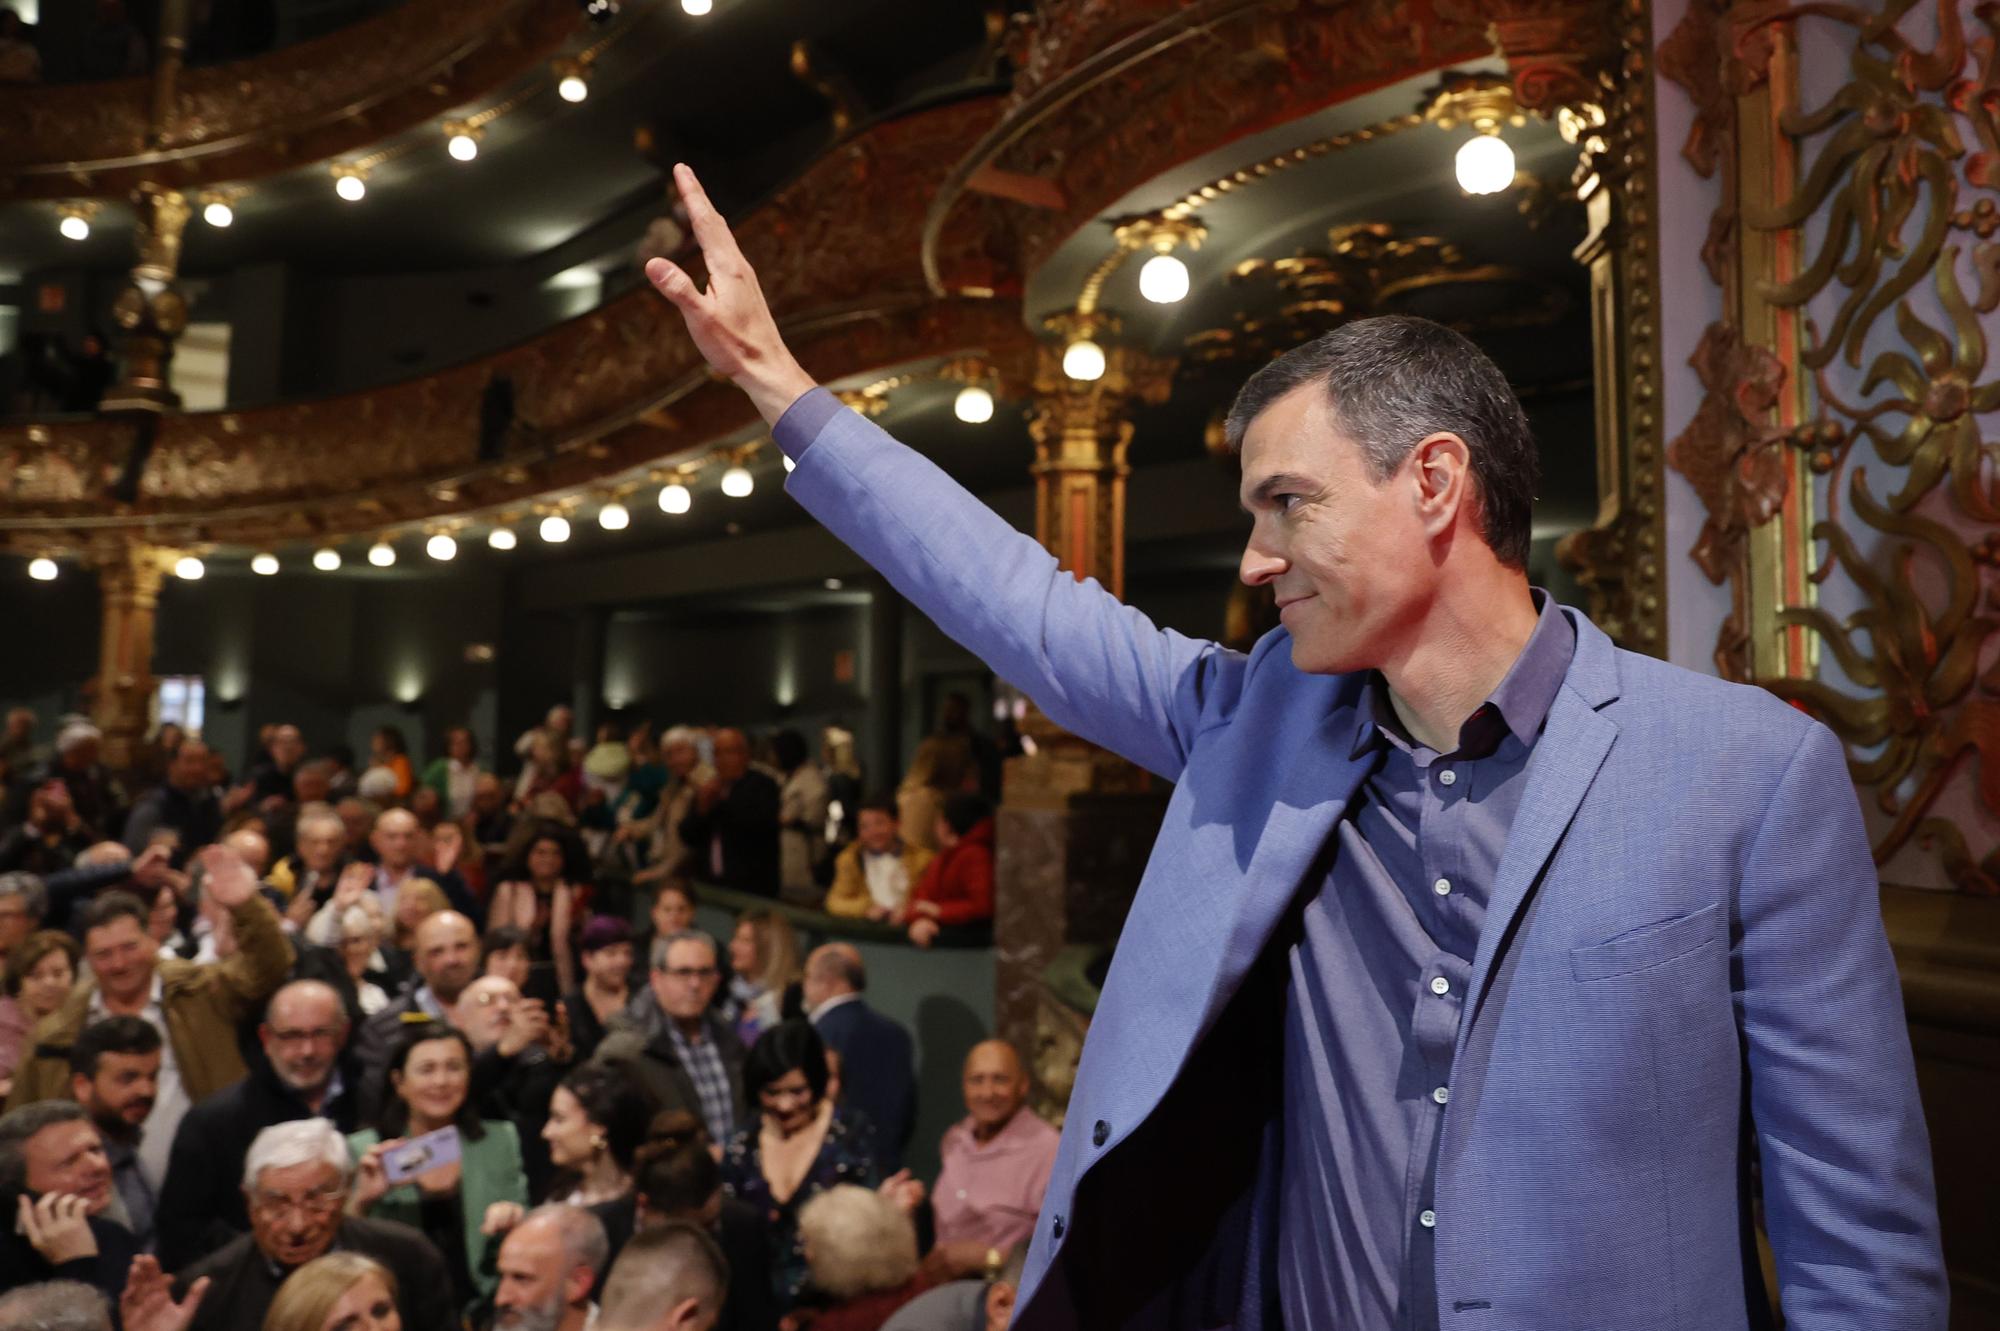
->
[0, 701, 1025, 1331]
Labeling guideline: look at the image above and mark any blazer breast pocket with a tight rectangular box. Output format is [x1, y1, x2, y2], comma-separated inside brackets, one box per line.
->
[1569, 902, 1723, 983]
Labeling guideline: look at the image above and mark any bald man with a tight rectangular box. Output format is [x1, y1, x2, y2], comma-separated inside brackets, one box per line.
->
[353, 910, 481, 1118]
[926, 1039, 1059, 1280]
[156, 979, 361, 1270]
[803, 943, 915, 1168]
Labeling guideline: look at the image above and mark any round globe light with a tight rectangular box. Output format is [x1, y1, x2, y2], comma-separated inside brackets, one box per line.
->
[1455, 134, 1516, 196]
[448, 133, 479, 163]
[59, 214, 89, 242]
[598, 501, 630, 531]
[488, 527, 518, 551]
[540, 514, 572, 543]
[720, 466, 754, 498]
[27, 557, 57, 582]
[251, 553, 280, 576]
[335, 174, 366, 202]
[953, 385, 995, 424]
[426, 533, 458, 561]
[659, 482, 692, 515]
[1062, 338, 1107, 382]
[558, 74, 589, 103]
[682, 0, 712, 13]
[1138, 252, 1190, 304]
[313, 548, 343, 571]
[203, 200, 234, 228]
[174, 556, 205, 581]
[367, 542, 396, 567]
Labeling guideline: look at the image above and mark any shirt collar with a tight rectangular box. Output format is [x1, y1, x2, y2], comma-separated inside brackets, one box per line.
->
[89, 972, 164, 1020]
[1349, 588, 1574, 761]
[809, 991, 862, 1023]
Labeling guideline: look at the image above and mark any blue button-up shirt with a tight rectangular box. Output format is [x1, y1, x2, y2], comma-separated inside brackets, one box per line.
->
[1279, 589, 1574, 1331]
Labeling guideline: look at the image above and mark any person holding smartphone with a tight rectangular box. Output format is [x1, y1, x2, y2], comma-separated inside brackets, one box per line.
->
[345, 1023, 528, 1318]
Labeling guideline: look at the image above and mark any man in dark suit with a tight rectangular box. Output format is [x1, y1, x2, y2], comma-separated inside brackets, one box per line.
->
[676, 729, 779, 895]
[804, 943, 915, 1169]
[177, 1118, 454, 1331]
[156, 980, 359, 1271]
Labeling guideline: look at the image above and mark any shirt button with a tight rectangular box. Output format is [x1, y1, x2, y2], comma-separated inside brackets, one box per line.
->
[1092, 1120, 1109, 1148]
[1433, 877, 1451, 896]
[1437, 768, 1457, 786]
[1053, 1215, 1066, 1240]
[1433, 1086, 1450, 1105]
[1419, 1209, 1437, 1229]
[1430, 976, 1451, 996]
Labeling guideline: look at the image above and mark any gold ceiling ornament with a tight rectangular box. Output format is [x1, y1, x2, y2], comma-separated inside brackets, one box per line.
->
[1420, 71, 1528, 136]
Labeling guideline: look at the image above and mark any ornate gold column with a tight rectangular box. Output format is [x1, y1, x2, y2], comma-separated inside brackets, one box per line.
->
[88, 539, 179, 771]
[100, 182, 193, 415]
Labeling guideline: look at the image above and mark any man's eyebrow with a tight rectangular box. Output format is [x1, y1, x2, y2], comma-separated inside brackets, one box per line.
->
[1239, 472, 1320, 513]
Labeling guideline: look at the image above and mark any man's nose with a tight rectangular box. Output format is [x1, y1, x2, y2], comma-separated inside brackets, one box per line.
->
[1239, 541, 1286, 586]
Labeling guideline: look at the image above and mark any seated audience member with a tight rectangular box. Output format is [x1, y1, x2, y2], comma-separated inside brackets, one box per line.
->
[422, 727, 485, 822]
[724, 909, 799, 1047]
[823, 798, 930, 922]
[630, 881, 697, 988]
[901, 796, 995, 947]
[542, 1062, 656, 1263]
[596, 1220, 731, 1331]
[68, 1016, 162, 1252]
[0, 930, 78, 1095]
[597, 931, 745, 1149]
[720, 1020, 890, 1310]
[492, 1203, 607, 1331]
[270, 805, 351, 925]
[261, 1251, 401, 1331]
[121, 739, 224, 867]
[483, 925, 535, 990]
[802, 945, 916, 1169]
[635, 1135, 777, 1331]
[353, 910, 480, 1117]
[0, 1100, 137, 1300]
[796, 1184, 937, 1331]
[0, 781, 95, 876]
[561, 916, 632, 1062]
[368, 728, 416, 801]
[677, 729, 780, 896]
[879, 1246, 1024, 1331]
[175, 1119, 454, 1331]
[924, 1041, 1056, 1280]
[348, 1023, 529, 1315]
[158, 980, 358, 1271]
[489, 827, 589, 1000]
[6, 846, 291, 1197]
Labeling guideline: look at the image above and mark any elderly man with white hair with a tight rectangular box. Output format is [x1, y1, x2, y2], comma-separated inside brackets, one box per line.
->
[173, 1118, 454, 1331]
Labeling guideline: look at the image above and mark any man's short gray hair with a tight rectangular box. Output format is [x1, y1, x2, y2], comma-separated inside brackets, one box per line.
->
[0, 1101, 89, 1196]
[652, 928, 717, 972]
[55, 723, 101, 755]
[660, 726, 703, 750]
[242, 1118, 353, 1191]
[0, 1281, 111, 1331]
[295, 803, 345, 839]
[0, 871, 47, 922]
[597, 1221, 729, 1329]
[523, 1203, 609, 1284]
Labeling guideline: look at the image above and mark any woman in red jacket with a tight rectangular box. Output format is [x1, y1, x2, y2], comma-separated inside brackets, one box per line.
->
[899, 793, 994, 947]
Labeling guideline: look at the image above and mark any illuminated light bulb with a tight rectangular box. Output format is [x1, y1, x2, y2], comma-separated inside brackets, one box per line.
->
[28, 557, 57, 581]
[558, 73, 588, 103]
[1455, 134, 1516, 195]
[335, 173, 366, 202]
[720, 466, 754, 498]
[59, 214, 89, 241]
[426, 533, 458, 561]
[1138, 251, 1190, 304]
[1062, 338, 1106, 382]
[313, 548, 342, 571]
[251, 553, 280, 575]
[488, 527, 518, 551]
[540, 514, 572, 543]
[658, 482, 691, 515]
[682, 0, 712, 13]
[174, 556, 205, 581]
[448, 132, 479, 163]
[203, 200, 234, 228]
[367, 542, 396, 567]
[598, 501, 630, 531]
[953, 385, 995, 423]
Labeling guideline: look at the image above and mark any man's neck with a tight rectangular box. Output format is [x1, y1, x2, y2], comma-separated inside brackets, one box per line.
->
[1378, 576, 1540, 752]
[970, 1106, 1019, 1145]
[556, 1304, 592, 1331]
[100, 986, 151, 1017]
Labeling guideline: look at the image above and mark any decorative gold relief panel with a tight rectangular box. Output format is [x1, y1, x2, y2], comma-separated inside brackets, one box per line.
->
[1663, 0, 2000, 894]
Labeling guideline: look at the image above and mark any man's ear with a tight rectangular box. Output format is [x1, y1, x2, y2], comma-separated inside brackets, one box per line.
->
[666, 1296, 706, 1330]
[1410, 432, 1473, 530]
[68, 1073, 90, 1104]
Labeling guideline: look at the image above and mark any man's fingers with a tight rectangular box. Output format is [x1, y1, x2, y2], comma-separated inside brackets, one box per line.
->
[674, 162, 741, 266]
[182, 1276, 211, 1310]
[646, 257, 705, 311]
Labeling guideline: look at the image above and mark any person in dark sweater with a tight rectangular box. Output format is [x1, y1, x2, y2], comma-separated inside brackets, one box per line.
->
[0, 1100, 141, 1305]
[677, 729, 780, 895]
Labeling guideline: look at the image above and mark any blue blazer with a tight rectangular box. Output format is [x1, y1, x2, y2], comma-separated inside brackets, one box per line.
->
[778, 389, 1946, 1330]
[813, 997, 917, 1167]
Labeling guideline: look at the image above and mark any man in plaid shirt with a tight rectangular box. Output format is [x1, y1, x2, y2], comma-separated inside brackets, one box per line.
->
[594, 930, 746, 1146]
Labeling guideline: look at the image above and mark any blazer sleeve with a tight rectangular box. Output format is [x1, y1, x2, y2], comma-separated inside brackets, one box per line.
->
[1736, 722, 1946, 1327]
[780, 390, 1244, 782]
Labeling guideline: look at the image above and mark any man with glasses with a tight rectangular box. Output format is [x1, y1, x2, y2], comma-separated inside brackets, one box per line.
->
[596, 930, 745, 1147]
[155, 980, 359, 1271]
[175, 1118, 454, 1330]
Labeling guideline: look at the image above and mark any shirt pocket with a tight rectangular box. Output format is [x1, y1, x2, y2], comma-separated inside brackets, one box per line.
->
[1568, 902, 1722, 983]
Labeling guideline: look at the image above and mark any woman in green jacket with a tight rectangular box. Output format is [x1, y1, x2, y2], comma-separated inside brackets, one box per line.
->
[347, 1022, 528, 1316]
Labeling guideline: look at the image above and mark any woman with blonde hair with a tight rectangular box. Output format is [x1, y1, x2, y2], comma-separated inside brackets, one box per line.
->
[263, 1251, 401, 1331]
[724, 907, 798, 1046]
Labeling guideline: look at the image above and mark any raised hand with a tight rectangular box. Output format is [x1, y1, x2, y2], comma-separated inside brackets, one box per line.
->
[19, 1192, 98, 1264]
[122, 1255, 209, 1331]
[195, 842, 260, 910]
[644, 163, 817, 425]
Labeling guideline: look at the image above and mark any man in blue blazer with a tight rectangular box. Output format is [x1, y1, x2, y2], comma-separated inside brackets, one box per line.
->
[643, 165, 1945, 1330]
[805, 943, 918, 1169]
